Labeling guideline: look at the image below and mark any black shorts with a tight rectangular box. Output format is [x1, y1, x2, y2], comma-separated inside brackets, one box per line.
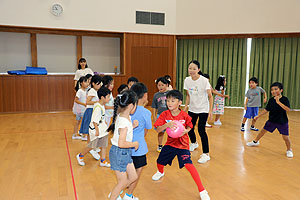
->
[132, 155, 147, 169]
[157, 145, 192, 169]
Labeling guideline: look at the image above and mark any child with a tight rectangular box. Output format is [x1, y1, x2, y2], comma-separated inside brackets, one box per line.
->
[212, 75, 230, 126]
[108, 90, 139, 200]
[79, 75, 102, 160]
[241, 77, 267, 131]
[85, 74, 93, 90]
[102, 75, 115, 126]
[152, 90, 210, 200]
[247, 82, 293, 158]
[127, 77, 139, 89]
[184, 60, 213, 164]
[164, 75, 173, 90]
[118, 84, 129, 94]
[72, 76, 89, 140]
[76, 87, 112, 166]
[123, 83, 152, 200]
[152, 77, 170, 152]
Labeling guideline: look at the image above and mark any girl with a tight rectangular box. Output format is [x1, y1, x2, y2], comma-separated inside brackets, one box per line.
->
[85, 74, 93, 90]
[72, 76, 89, 140]
[76, 87, 112, 167]
[213, 75, 230, 126]
[102, 75, 115, 126]
[79, 75, 102, 160]
[74, 58, 94, 88]
[184, 60, 213, 164]
[108, 90, 139, 200]
[151, 77, 170, 152]
[164, 75, 173, 90]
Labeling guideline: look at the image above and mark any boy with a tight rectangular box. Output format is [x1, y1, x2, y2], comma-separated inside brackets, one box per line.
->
[247, 82, 293, 158]
[152, 90, 210, 200]
[241, 77, 267, 131]
[127, 77, 139, 89]
[76, 87, 112, 166]
[124, 83, 152, 200]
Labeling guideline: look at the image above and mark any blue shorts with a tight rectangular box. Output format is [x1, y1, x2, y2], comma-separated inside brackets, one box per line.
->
[244, 107, 259, 119]
[264, 121, 289, 136]
[109, 145, 133, 172]
[79, 108, 93, 134]
[157, 145, 192, 169]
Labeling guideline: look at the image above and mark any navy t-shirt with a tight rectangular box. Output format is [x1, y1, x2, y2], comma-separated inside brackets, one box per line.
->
[265, 96, 290, 125]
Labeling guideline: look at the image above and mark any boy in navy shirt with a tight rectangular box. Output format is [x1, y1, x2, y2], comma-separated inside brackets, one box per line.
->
[247, 82, 293, 158]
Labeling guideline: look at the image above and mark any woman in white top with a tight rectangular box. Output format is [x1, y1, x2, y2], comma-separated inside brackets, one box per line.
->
[74, 58, 94, 88]
[108, 90, 139, 200]
[184, 60, 213, 164]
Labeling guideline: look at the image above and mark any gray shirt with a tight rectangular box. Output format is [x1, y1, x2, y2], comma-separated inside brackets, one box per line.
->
[245, 87, 266, 107]
[151, 91, 168, 115]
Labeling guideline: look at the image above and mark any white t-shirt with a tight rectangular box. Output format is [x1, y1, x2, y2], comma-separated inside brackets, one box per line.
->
[105, 93, 114, 117]
[111, 116, 133, 147]
[72, 88, 87, 115]
[74, 68, 94, 81]
[184, 76, 211, 113]
[89, 103, 108, 141]
[86, 88, 99, 108]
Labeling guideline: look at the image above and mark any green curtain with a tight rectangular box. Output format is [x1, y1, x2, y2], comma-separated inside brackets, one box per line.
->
[176, 38, 247, 106]
[250, 38, 300, 109]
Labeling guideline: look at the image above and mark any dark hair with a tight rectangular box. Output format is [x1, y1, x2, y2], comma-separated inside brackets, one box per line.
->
[102, 75, 114, 88]
[90, 75, 102, 89]
[97, 87, 111, 99]
[270, 82, 283, 90]
[215, 75, 226, 90]
[249, 77, 258, 84]
[107, 90, 138, 132]
[203, 73, 210, 79]
[85, 74, 92, 79]
[77, 58, 88, 69]
[130, 82, 148, 99]
[156, 77, 170, 85]
[127, 77, 139, 84]
[188, 60, 203, 75]
[166, 90, 183, 101]
[117, 84, 129, 94]
[164, 75, 171, 81]
[75, 76, 88, 91]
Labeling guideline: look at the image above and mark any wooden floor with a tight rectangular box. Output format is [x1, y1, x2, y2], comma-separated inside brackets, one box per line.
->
[0, 108, 299, 200]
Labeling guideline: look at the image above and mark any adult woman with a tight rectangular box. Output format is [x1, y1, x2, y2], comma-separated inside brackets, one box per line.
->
[74, 58, 94, 87]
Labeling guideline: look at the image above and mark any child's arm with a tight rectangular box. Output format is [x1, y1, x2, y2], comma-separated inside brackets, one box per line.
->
[93, 122, 100, 136]
[212, 89, 224, 97]
[132, 120, 139, 129]
[184, 91, 190, 112]
[263, 92, 267, 103]
[86, 96, 98, 105]
[244, 98, 248, 110]
[74, 97, 86, 106]
[153, 108, 158, 121]
[254, 109, 268, 121]
[105, 105, 114, 110]
[118, 127, 139, 150]
[156, 121, 176, 133]
[179, 127, 191, 137]
[275, 96, 290, 112]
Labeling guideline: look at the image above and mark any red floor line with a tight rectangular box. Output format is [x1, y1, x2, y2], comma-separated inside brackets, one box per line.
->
[64, 129, 78, 200]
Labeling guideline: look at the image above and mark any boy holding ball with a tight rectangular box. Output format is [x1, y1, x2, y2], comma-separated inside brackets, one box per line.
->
[152, 90, 210, 200]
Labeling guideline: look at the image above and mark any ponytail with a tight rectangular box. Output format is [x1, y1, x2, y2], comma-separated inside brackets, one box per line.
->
[107, 96, 120, 133]
[75, 76, 88, 91]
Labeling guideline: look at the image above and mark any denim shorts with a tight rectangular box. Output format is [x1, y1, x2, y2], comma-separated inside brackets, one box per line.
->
[109, 145, 133, 172]
[75, 113, 84, 121]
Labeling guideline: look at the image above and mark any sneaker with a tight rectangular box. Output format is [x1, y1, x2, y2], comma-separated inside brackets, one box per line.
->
[190, 142, 199, 152]
[250, 126, 259, 131]
[76, 154, 85, 166]
[214, 121, 222, 126]
[240, 127, 245, 131]
[89, 149, 100, 160]
[123, 194, 139, 200]
[200, 190, 210, 200]
[72, 134, 82, 140]
[95, 148, 101, 153]
[100, 160, 111, 167]
[157, 146, 163, 153]
[152, 171, 165, 181]
[205, 122, 212, 128]
[286, 150, 293, 158]
[198, 154, 210, 164]
[246, 140, 260, 147]
[81, 135, 88, 141]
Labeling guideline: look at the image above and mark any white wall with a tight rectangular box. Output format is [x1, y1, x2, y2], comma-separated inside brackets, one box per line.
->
[0, 0, 176, 34]
[176, 0, 300, 34]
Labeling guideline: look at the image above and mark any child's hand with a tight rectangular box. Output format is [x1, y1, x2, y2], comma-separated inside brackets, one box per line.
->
[274, 96, 280, 103]
[133, 120, 139, 129]
[253, 116, 259, 121]
[134, 141, 139, 151]
[167, 121, 177, 130]
[95, 130, 99, 136]
[244, 105, 247, 110]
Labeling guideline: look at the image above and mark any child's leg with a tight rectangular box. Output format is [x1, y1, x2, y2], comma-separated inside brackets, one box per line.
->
[242, 117, 247, 124]
[253, 129, 268, 142]
[158, 132, 164, 146]
[127, 167, 143, 195]
[215, 114, 221, 122]
[80, 147, 93, 156]
[185, 163, 205, 192]
[110, 171, 128, 200]
[157, 163, 164, 173]
[100, 147, 106, 160]
[282, 135, 291, 150]
[73, 119, 81, 135]
[126, 163, 138, 187]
